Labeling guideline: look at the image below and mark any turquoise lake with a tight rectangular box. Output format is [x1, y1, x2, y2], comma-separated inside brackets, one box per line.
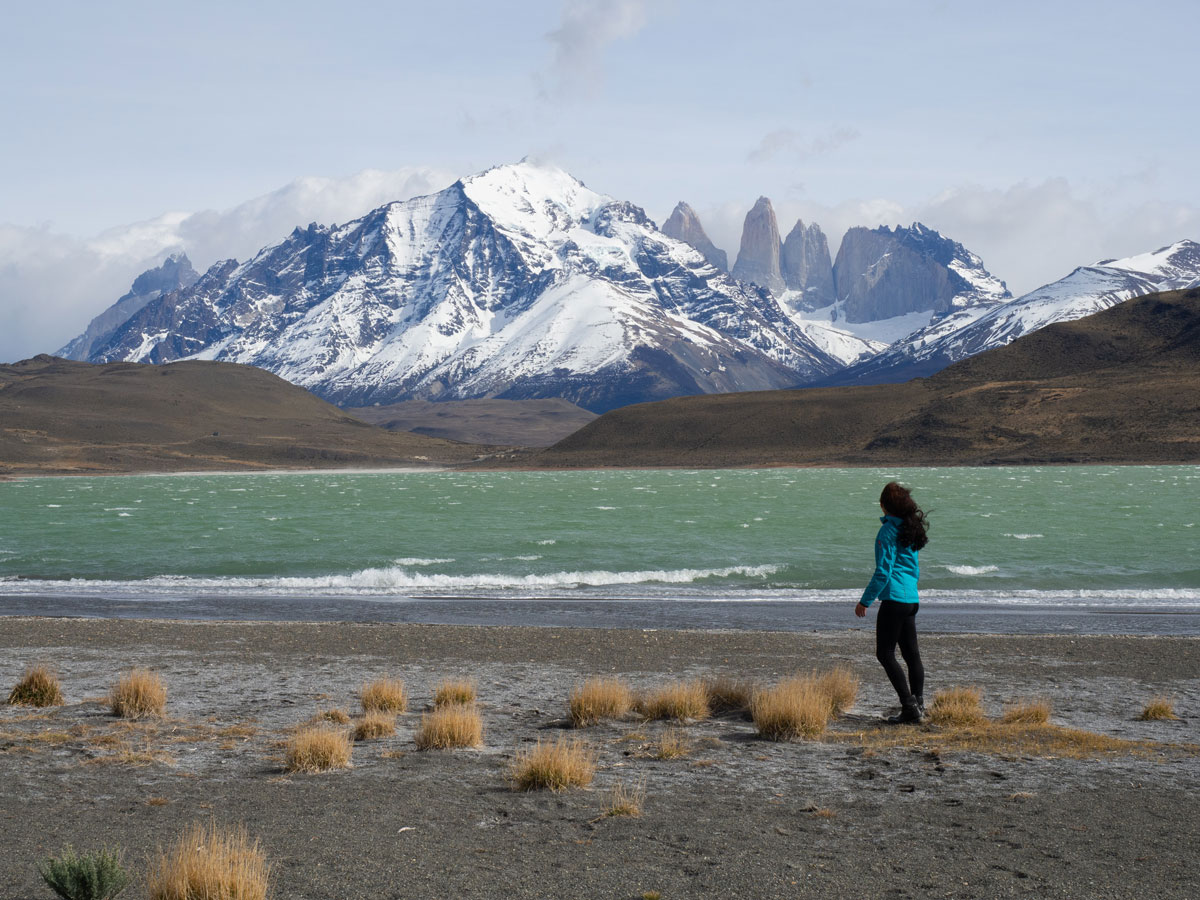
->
[2, 467, 1198, 615]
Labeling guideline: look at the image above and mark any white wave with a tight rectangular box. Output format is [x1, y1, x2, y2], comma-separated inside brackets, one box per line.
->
[117, 513, 132, 518]
[536, 539, 557, 546]
[1003, 533, 1044, 540]
[46, 504, 62, 508]
[944, 565, 1000, 575]
[393, 557, 455, 566]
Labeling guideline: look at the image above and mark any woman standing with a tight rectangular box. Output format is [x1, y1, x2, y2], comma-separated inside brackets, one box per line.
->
[855, 481, 929, 724]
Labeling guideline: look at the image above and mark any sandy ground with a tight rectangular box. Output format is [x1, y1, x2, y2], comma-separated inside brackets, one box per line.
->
[1, 618, 1197, 899]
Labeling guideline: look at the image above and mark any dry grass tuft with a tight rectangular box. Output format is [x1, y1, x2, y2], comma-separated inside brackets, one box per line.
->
[928, 687, 986, 727]
[284, 727, 352, 773]
[309, 708, 350, 726]
[570, 677, 634, 726]
[7, 665, 64, 707]
[352, 711, 397, 741]
[751, 675, 830, 740]
[654, 727, 692, 759]
[434, 678, 478, 707]
[812, 807, 837, 818]
[702, 676, 757, 714]
[414, 704, 483, 750]
[1001, 699, 1051, 725]
[1138, 696, 1178, 721]
[360, 678, 407, 714]
[109, 668, 167, 719]
[147, 820, 270, 900]
[510, 736, 597, 791]
[638, 679, 710, 722]
[605, 778, 646, 817]
[814, 666, 859, 717]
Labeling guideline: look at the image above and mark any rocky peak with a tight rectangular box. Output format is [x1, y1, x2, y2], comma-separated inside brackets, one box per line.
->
[58, 252, 202, 361]
[732, 196, 784, 295]
[661, 201, 728, 272]
[780, 220, 835, 308]
[833, 223, 1009, 323]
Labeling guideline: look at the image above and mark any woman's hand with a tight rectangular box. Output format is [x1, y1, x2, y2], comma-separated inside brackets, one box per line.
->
[855, 602, 867, 618]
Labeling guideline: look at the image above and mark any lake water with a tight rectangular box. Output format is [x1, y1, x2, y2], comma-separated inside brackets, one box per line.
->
[2, 466, 1198, 632]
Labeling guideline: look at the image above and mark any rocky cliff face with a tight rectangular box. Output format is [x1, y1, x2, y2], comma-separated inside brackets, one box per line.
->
[832, 223, 1009, 323]
[731, 197, 785, 295]
[780, 220, 834, 307]
[661, 202, 727, 272]
[58, 253, 198, 361]
[87, 162, 838, 413]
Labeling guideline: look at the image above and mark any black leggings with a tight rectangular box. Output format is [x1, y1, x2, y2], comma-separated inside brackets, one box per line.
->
[876, 599, 924, 704]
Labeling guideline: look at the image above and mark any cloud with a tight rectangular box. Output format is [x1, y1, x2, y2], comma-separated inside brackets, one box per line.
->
[0, 166, 456, 363]
[543, 0, 663, 99]
[747, 127, 861, 164]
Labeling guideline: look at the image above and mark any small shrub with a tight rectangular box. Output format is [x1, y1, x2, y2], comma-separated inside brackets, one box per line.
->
[309, 708, 350, 725]
[929, 687, 986, 726]
[1001, 699, 1051, 725]
[414, 704, 483, 750]
[147, 820, 269, 900]
[642, 892, 662, 900]
[8, 664, 64, 707]
[570, 677, 634, 726]
[814, 666, 859, 717]
[510, 736, 596, 791]
[284, 726, 352, 773]
[605, 778, 646, 817]
[654, 727, 691, 759]
[751, 676, 829, 740]
[434, 678, 477, 707]
[638, 679, 710, 722]
[109, 669, 166, 719]
[37, 845, 129, 900]
[352, 711, 396, 741]
[702, 676, 756, 714]
[360, 678, 407, 714]
[1138, 697, 1178, 721]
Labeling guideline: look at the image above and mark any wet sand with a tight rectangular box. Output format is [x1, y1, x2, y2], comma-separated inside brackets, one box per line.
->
[1, 617, 1197, 899]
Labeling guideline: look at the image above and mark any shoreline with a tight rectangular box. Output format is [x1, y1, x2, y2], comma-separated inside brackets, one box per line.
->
[1, 618, 1197, 898]
[5, 458, 1200, 480]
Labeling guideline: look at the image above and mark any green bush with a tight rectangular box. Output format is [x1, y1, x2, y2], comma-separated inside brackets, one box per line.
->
[37, 845, 129, 900]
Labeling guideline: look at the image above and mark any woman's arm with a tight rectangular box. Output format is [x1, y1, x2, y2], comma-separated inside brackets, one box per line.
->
[859, 526, 896, 608]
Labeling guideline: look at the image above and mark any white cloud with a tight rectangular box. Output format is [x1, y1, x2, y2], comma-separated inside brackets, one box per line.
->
[543, 0, 663, 99]
[0, 167, 456, 363]
[747, 127, 861, 164]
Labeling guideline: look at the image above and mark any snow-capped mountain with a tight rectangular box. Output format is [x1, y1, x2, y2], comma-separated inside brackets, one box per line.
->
[87, 162, 838, 412]
[820, 239, 1200, 386]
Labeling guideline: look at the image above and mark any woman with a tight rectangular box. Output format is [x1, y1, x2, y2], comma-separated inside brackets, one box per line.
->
[855, 481, 929, 724]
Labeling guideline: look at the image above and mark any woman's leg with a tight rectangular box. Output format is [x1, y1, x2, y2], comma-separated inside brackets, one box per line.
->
[875, 600, 914, 704]
[897, 603, 924, 701]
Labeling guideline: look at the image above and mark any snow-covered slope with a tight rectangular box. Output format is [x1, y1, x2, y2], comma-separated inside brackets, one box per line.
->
[821, 240, 1200, 386]
[90, 162, 838, 412]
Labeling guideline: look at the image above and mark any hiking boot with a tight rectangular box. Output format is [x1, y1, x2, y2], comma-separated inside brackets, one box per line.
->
[915, 695, 925, 715]
[887, 702, 922, 725]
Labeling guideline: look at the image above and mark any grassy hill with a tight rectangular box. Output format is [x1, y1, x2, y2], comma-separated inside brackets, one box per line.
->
[527, 289, 1200, 468]
[0, 356, 495, 476]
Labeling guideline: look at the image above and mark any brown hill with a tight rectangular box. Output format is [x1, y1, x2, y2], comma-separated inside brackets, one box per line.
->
[344, 398, 597, 447]
[0, 356, 495, 476]
[529, 289, 1200, 468]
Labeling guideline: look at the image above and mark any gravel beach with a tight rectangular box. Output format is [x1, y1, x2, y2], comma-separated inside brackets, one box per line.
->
[1, 617, 1197, 899]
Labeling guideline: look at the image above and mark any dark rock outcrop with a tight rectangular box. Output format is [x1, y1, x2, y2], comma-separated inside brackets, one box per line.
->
[832, 223, 1008, 323]
[58, 253, 199, 360]
[732, 197, 785, 295]
[780, 220, 835, 307]
[661, 202, 728, 272]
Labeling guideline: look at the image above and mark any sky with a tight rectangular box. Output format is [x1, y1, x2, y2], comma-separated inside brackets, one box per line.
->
[2, 0, 1198, 362]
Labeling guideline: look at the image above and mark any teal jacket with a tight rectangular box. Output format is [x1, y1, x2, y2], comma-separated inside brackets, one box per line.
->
[860, 515, 920, 606]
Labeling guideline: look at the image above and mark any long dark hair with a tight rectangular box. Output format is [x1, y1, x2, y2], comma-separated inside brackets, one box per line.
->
[880, 482, 929, 550]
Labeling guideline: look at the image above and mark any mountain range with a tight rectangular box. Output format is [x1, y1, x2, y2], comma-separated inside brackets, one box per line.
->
[59, 160, 1200, 414]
